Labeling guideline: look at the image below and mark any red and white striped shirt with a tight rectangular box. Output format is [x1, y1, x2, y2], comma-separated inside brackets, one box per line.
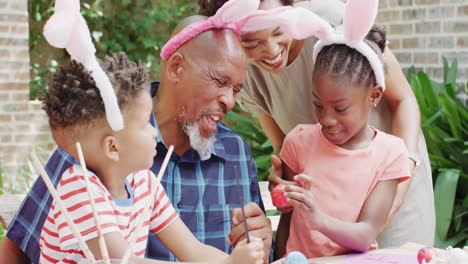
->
[39, 165, 178, 263]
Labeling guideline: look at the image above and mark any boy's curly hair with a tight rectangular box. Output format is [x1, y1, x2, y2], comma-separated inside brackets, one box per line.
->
[42, 52, 149, 131]
[197, 0, 294, 16]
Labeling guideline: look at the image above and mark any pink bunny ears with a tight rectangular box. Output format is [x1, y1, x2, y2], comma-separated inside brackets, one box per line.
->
[311, 0, 385, 89]
[43, 0, 124, 131]
[160, 0, 292, 60]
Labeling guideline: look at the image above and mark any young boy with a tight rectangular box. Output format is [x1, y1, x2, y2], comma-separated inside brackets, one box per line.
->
[39, 53, 264, 263]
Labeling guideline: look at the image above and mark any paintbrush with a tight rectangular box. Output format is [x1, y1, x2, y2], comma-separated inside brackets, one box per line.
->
[31, 153, 96, 262]
[233, 165, 250, 243]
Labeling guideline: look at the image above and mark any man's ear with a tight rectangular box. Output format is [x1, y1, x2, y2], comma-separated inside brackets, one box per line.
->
[102, 135, 119, 162]
[166, 52, 184, 82]
[369, 85, 383, 107]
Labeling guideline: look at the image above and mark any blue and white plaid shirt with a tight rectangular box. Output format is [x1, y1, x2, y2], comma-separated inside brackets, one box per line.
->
[7, 82, 264, 262]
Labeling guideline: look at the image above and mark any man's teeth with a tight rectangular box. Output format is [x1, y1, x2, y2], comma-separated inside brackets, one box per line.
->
[211, 115, 220, 121]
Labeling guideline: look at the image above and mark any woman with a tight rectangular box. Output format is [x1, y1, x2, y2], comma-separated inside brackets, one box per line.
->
[198, 0, 435, 253]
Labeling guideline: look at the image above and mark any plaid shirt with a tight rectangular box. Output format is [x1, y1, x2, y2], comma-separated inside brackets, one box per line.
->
[7, 82, 264, 262]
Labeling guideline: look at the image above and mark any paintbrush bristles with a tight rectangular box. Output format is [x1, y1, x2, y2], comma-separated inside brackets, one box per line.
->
[31, 153, 96, 262]
[76, 142, 110, 263]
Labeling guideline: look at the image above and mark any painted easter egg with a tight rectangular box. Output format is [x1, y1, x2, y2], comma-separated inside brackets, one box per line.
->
[271, 184, 290, 208]
[417, 247, 437, 264]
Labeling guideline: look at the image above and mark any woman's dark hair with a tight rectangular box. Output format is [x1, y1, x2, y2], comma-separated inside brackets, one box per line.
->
[313, 25, 387, 88]
[198, 0, 294, 16]
[42, 52, 149, 130]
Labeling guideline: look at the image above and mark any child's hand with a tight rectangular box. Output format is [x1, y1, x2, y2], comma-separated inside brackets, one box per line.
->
[226, 237, 264, 264]
[284, 174, 323, 228]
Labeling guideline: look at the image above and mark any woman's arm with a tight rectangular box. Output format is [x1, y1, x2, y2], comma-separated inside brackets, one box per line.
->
[285, 175, 398, 252]
[384, 47, 420, 158]
[382, 47, 420, 218]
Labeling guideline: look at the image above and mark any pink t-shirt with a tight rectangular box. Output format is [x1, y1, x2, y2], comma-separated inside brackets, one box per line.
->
[280, 124, 410, 258]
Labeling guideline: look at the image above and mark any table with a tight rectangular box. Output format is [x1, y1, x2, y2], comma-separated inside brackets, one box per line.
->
[311, 243, 436, 263]
[273, 243, 443, 263]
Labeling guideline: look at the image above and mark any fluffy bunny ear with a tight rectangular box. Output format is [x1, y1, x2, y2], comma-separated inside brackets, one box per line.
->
[213, 0, 260, 24]
[278, 7, 334, 40]
[65, 15, 96, 63]
[343, 0, 378, 45]
[54, 0, 80, 13]
[43, 12, 75, 48]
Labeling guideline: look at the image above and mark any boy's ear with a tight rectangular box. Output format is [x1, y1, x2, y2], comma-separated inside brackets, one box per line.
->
[102, 135, 119, 162]
[166, 52, 184, 82]
[369, 85, 383, 107]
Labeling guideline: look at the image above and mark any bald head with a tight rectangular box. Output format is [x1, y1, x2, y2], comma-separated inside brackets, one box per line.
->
[167, 15, 245, 65]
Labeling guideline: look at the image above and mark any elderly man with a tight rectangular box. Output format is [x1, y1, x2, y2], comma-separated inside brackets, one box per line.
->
[0, 16, 272, 263]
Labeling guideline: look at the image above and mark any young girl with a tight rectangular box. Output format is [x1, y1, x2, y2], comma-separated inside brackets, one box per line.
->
[277, 18, 410, 260]
[39, 53, 264, 263]
[198, 0, 435, 250]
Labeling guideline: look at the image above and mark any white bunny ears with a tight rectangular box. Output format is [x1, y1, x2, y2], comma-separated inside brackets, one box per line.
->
[311, 0, 386, 90]
[43, 0, 124, 131]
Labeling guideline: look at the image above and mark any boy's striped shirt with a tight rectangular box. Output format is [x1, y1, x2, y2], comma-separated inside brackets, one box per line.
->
[39, 165, 178, 263]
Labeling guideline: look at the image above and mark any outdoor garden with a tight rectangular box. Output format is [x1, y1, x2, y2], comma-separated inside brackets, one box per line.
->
[0, 0, 466, 253]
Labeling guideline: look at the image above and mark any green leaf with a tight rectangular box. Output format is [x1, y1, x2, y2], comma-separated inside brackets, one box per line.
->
[434, 169, 461, 242]
[453, 204, 464, 232]
[411, 76, 431, 117]
[0, 224, 4, 242]
[421, 111, 442, 127]
[418, 71, 439, 111]
[443, 57, 458, 91]
[463, 196, 468, 209]
[436, 230, 468, 248]
[439, 93, 462, 139]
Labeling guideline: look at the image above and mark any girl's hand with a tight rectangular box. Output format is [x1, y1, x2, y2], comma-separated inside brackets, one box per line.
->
[284, 174, 323, 229]
[226, 237, 264, 264]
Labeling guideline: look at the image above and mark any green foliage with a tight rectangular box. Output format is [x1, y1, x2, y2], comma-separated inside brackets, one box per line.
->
[225, 106, 274, 181]
[0, 224, 5, 242]
[29, 0, 197, 99]
[408, 58, 468, 247]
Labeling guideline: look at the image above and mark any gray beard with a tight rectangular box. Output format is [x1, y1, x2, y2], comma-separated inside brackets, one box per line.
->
[182, 122, 216, 161]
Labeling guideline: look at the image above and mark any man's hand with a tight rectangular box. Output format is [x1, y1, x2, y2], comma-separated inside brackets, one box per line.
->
[228, 202, 272, 264]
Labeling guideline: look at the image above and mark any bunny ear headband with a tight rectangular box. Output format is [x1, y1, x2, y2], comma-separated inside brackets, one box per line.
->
[160, 0, 293, 60]
[246, 0, 385, 90]
[311, 0, 386, 90]
[43, 0, 124, 131]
